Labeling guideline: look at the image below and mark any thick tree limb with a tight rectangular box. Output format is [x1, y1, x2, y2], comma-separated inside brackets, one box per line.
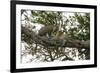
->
[21, 26, 90, 49]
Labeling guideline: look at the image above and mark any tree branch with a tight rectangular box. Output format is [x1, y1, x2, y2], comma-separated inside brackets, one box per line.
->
[21, 26, 90, 49]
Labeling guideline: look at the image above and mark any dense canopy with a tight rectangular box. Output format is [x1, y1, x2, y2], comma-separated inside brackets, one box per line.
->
[21, 10, 90, 63]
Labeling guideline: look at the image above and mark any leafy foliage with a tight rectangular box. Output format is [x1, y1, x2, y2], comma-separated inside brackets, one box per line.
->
[21, 10, 90, 63]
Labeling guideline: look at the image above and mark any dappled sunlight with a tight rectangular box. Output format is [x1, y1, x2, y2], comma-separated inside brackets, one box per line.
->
[21, 10, 90, 63]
